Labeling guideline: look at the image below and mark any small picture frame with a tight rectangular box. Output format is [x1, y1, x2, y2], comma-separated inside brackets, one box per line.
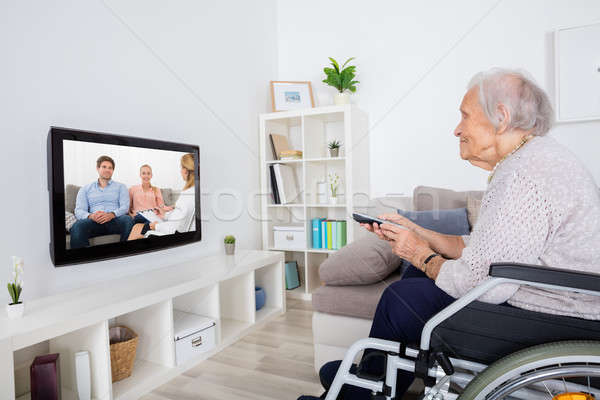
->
[270, 81, 315, 112]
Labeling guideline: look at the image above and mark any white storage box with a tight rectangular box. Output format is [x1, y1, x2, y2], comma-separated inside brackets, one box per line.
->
[273, 225, 306, 250]
[173, 310, 216, 366]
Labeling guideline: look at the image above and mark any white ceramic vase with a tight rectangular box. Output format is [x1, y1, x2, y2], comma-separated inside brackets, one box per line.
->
[334, 92, 350, 105]
[329, 197, 338, 205]
[225, 243, 235, 255]
[6, 302, 24, 319]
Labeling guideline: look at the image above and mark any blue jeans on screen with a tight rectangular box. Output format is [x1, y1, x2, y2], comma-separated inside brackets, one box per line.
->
[316, 265, 456, 400]
[70, 214, 134, 249]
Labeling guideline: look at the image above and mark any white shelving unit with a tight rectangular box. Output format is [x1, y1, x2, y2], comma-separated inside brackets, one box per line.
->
[1, 250, 284, 400]
[259, 105, 370, 300]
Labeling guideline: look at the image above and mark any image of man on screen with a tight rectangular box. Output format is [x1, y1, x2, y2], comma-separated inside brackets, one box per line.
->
[69, 155, 134, 249]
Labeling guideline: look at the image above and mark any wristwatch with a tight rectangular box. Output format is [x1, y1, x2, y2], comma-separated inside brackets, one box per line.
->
[422, 253, 439, 273]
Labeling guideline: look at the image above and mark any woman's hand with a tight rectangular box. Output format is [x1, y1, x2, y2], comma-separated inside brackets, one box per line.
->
[376, 213, 418, 231]
[379, 223, 433, 268]
[149, 222, 158, 230]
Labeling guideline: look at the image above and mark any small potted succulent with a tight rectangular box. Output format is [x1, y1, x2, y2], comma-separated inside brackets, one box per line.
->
[328, 172, 341, 204]
[7, 256, 24, 319]
[328, 140, 341, 158]
[224, 235, 236, 255]
[322, 57, 359, 105]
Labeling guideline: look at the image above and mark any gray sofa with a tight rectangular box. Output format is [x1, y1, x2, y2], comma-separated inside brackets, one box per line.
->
[311, 186, 484, 374]
[64, 184, 181, 249]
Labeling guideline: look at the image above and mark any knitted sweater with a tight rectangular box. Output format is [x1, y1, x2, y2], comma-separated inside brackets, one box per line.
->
[435, 135, 600, 320]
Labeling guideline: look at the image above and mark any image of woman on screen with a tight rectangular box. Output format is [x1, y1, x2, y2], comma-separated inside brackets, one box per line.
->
[127, 164, 172, 240]
[129, 154, 196, 238]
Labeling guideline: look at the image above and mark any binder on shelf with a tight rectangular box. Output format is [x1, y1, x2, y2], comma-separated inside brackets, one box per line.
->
[269, 165, 280, 204]
[272, 164, 299, 204]
[321, 219, 326, 249]
[336, 221, 347, 249]
[326, 221, 333, 249]
[312, 218, 323, 248]
[332, 220, 338, 250]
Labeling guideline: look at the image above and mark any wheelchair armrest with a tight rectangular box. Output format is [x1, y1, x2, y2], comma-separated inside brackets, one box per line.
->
[489, 262, 600, 293]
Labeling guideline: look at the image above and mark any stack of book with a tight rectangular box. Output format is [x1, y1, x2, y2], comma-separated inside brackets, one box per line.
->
[311, 218, 347, 250]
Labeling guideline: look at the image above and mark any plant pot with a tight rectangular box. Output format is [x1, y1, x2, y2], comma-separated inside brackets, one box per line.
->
[225, 243, 235, 255]
[334, 92, 350, 105]
[6, 302, 24, 319]
[329, 197, 338, 205]
[329, 148, 339, 158]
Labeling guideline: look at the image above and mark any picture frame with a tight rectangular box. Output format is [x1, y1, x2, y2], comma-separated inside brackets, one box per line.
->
[270, 81, 315, 112]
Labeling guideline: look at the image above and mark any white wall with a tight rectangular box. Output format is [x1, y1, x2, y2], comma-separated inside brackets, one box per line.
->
[63, 141, 186, 189]
[276, 0, 600, 197]
[0, 0, 277, 301]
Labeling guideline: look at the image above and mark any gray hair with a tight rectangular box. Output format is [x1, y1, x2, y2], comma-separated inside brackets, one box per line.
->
[468, 68, 554, 136]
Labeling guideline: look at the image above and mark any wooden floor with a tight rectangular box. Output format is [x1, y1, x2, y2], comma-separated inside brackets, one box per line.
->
[142, 298, 323, 400]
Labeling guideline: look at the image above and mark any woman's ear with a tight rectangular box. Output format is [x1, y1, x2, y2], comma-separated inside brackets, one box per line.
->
[495, 104, 510, 134]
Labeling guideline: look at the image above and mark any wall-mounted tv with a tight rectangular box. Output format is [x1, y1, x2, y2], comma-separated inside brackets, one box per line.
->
[48, 127, 201, 266]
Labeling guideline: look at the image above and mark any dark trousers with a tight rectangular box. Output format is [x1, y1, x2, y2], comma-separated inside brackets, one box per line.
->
[319, 265, 456, 399]
[70, 215, 134, 249]
[132, 214, 151, 235]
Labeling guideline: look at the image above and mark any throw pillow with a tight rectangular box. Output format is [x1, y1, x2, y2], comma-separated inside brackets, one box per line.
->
[65, 211, 77, 232]
[466, 195, 483, 231]
[397, 207, 470, 235]
[319, 233, 403, 286]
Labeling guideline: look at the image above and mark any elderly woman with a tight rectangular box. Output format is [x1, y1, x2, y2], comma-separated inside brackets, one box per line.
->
[299, 68, 600, 400]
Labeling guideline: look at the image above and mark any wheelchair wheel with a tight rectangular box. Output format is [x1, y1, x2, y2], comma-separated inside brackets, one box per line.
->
[459, 341, 600, 400]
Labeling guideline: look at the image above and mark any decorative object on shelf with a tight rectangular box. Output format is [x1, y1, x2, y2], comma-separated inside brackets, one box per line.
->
[255, 286, 266, 311]
[322, 57, 359, 105]
[7, 255, 24, 319]
[328, 172, 341, 204]
[273, 225, 306, 250]
[285, 261, 301, 290]
[173, 310, 216, 365]
[74, 351, 91, 400]
[224, 235, 236, 255]
[328, 139, 342, 157]
[270, 81, 315, 111]
[30, 353, 60, 400]
[317, 180, 327, 204]
[279, 149, 303, 160]
[109, 325, 139, 382]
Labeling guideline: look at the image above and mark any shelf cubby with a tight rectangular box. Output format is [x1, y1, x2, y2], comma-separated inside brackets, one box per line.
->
[112, 300, 175, 399]
[14, 322, 112, 400]
[254, 262, 284, 323]
[172, 283, 221, 343]
[219, 272, 255, 345]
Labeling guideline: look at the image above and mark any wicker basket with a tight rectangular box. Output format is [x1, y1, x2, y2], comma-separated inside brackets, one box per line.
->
[109, 326, 139, 382]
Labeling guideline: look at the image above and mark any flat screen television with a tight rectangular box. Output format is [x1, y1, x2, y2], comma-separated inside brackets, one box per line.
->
[48, 127, 201, 266]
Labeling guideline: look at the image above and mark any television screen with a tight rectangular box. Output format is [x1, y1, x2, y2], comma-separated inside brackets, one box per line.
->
[48, 127, 201, 266]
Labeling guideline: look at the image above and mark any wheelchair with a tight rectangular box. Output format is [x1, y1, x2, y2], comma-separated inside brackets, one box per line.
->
[324, 262, 600, 400]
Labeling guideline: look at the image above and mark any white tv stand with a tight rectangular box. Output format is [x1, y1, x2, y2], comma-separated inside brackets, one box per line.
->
[0, 250, 285, 400]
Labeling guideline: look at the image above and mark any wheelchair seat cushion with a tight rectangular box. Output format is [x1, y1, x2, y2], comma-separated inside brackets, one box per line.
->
[430, 300, 600, 365]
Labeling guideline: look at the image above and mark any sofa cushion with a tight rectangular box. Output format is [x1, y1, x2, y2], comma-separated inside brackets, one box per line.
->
[467, 194, 483, 230]
[413, 185, 484, 211]
[319, 234, 403, 286]
[65, 184, 80, 214]
[397, 208, 470, 235]
[312, 272, 404, 319]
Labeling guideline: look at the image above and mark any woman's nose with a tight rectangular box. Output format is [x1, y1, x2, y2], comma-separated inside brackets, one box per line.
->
[453, 124, 463, 137]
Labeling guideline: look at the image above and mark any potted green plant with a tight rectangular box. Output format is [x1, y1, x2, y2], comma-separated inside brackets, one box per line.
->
[328, 140, 342, 158]
[322, 57, 359, 105]
[224, 235, 236, 255]
[7, 256, 24, 319]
